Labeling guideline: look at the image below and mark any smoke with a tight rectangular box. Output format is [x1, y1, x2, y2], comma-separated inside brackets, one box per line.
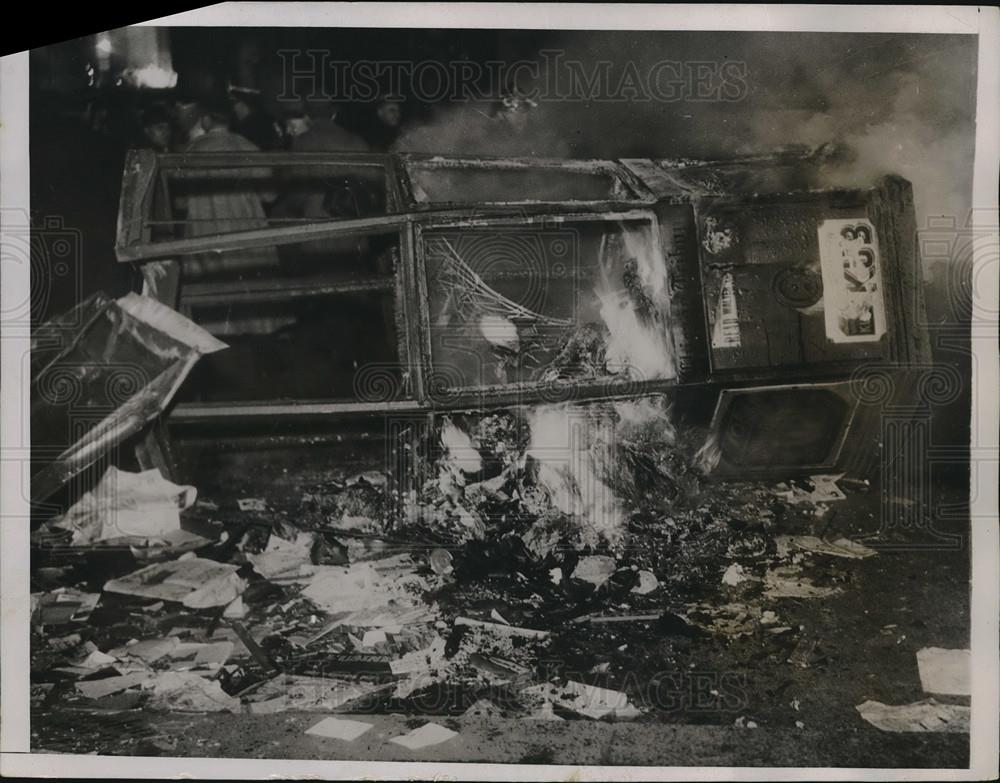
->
[397, 101, 574, 157]
[397, 32, 977, 520]
[740, 38, 977, 225]
[394, 32, 976, 230]
[525, 404, 625, 545]
[440, 418, 482, 470]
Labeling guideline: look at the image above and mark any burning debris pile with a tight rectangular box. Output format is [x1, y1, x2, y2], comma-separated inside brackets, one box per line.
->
[30, 387, 883, 753]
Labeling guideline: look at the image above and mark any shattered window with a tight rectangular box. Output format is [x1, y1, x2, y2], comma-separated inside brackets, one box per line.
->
[130, 158, 391, 278]
[151, 160, 389, 242]
[176, 233, 407, 404]
[422, 216, 678, 394]
[405, 161, 634, 204]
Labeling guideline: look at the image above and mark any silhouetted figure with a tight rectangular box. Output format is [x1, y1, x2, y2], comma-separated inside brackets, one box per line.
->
[139, 103, 173, 153]
[366, 96, 403, 151]
[230, 88, 282, 151]
[175, 104, 278, 277]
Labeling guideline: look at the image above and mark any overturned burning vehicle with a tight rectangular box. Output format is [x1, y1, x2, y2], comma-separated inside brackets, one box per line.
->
[32, 146, 936, 553]
[28, 148, 942, 740]
[105, 147, 930, 498]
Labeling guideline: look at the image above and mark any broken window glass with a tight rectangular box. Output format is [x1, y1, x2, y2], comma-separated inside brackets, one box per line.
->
[175, 235, 406, 405]
[421, 216, 678, 394]
[128, 157, 390, 278]
[152, 159, 388, 239]
[30, 292, 226, 502]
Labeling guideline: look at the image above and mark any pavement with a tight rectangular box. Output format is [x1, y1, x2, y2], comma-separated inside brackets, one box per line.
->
[29, 472, 971, 768]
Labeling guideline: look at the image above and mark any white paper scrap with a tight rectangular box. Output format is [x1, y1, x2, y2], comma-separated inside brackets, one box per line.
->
[361, 629, 388, 647]
[916, 648, 971, 696]
[305, 716, 374, 741]
[388, 722, 458, 750]
[856, 699, 969, 733]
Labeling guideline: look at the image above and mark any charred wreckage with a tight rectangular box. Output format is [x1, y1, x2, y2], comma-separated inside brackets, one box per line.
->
[30, 148, 936, 748]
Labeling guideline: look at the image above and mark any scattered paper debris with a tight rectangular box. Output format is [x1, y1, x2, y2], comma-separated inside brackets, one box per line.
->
[524, 680, 642, 720]
[223, 596, 246, 619]
[128, 529, 212, 562]
[146, 672, 241, 712]
[390, 637, 447, 676]
[305, 716, 374, 741]
[631, 569, 659, 594]
[303, 562, 388, 614]
[53, 467, 196, 546]
[916, 648, 971, 696]
[361, 629, 388, 647]
[467, 652, 531, 683]
[245, 675, 382, 713]
[237, 498, 267, 512]
[773, 474, 846, 505]
[440, 420, 484, 475]
[78, 649, 117, 668]
[764, 566, 842, 599]
[192, 641, 234, 667]
[110, 637, 179, 663]
[76, 673, 153, 699]
[389, 722, 458, 750]
[856, 699, 970, 733]
[248, 532, 315, 581]
[573, 612, 662, 625]
[572, 555, 617, 587]
[103, 557, 245, 609]
[31, 590, 101, 625]
[776, 535, 877, 559]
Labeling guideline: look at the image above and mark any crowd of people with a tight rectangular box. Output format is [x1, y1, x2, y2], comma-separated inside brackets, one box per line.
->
[136, 88, 404, 155]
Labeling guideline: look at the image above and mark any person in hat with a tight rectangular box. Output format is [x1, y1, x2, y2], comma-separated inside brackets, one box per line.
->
[174, 99, 279, 277]
[173, 98, 206, 147]
[139, 103, 173, 153]
[270, 101, 373, 271]
[230, 87, 282, 151]
[288, 103, 368, 154]
[366, 95, 403, 151]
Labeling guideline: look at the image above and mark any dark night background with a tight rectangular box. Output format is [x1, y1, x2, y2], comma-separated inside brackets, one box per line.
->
[28, 27, 978, 458]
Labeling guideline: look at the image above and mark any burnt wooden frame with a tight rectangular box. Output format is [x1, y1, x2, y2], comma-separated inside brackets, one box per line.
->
[116, 151, 671, 423]
[412, 208, 678, 407]
[115, 151, 926, 428]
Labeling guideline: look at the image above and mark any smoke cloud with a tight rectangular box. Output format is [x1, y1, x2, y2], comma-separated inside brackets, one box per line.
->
[396, 32, 977, 229]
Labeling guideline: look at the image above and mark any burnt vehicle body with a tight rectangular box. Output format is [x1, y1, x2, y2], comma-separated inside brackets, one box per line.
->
[114, 148, 931, 484]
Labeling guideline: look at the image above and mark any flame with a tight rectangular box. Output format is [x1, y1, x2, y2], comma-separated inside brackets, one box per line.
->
[525, 404, 625, 545]
[440, 418, 483, 474]
[693, 432, 723, 474]
[594, 224, 677, 382]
